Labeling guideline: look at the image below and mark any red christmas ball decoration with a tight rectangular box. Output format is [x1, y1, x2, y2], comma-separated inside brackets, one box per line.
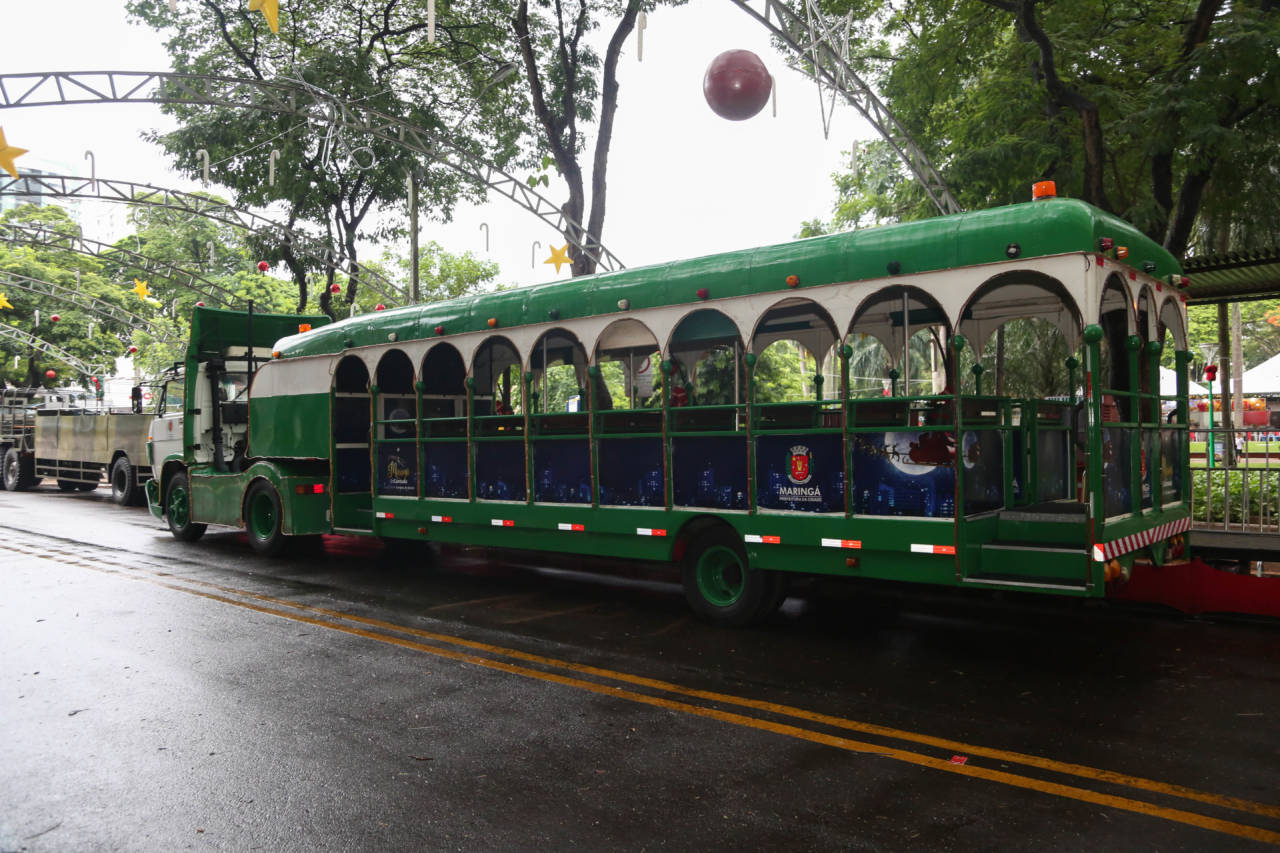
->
[330, 283, 341, 294]
[127, 345, 139, 355]
[257, 260, 270, 272]
[45, 369, 56, 379]
[50, 314, 60, 323]
[703, 50, 772, 121]
[434, 325, 445, 335]
[375, 304, 386, 311]
[696, 287, 710, 300]
[196, 301, 205, 307]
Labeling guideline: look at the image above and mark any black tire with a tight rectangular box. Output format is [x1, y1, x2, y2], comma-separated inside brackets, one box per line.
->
[57, 479, 80, 491]
[110, 457, 139, 505]
[4, 447, 35, 491]
[164, 471, 207, 542]
[245, 480, 287, 557]
[680, 527, 775, 627]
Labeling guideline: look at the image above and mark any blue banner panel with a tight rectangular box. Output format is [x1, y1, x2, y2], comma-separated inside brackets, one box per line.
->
[533, 439, 591, 503]
[850, 431, 956, 518]
[672, 436, 748, 510]
[476, 441, 527, 501]
[376, 442, 417, 496]
[755, 433, 843, 513]
[961, 430, 1002, 515]
[1102, 428, 1133, 517]
[597, 437, 664, 507]
[335, 447, 370, 494]
[422, 440, 468, 499]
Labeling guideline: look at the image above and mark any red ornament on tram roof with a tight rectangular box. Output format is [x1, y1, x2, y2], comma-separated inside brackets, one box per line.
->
[375, 304, 386, 311]
[703, 50, 772, 121]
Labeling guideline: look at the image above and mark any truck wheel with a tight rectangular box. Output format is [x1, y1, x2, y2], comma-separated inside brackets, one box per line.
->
[110, 457, 139, 506]
[680, 526, 777, 627]
[3, 447, 35, 491]
[245, 480, 287, 557]
[165, 471, 207, 542]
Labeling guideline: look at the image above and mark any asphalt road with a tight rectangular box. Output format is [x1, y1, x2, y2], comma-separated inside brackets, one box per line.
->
[2, 485, 1278, 851]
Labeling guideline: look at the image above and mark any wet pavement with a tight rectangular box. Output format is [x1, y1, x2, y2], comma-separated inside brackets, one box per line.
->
[1, 485, 1279, 851]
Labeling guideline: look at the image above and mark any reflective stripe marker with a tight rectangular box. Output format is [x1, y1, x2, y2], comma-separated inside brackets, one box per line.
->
[558, 523, 585, 532]
[431, 515, 452, 524]
[744, 534, 781, 544]
[491, 519, 514, 527]
[910, 543, 955, 555]
[375, 511, 395, 519]
[637, 528, 667, 537]
[1092, 544, 1105, 562]
[821, 538, 862, 549]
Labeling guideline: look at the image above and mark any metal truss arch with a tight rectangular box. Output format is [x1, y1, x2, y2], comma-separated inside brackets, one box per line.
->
[0, 71, 625, 273]
[0, 271, 179, 344]
[0, 172, 402, 304]
[0, 221, 243, 308]
[727, 0, 962, 217]
[0, 324, 110, 378]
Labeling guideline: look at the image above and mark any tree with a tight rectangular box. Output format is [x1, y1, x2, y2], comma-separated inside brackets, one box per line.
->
[812, 0, 1280, 258]
[388, 240, 504, 304]
[511, 0, 687, 275]
[126, 0, 527, 314]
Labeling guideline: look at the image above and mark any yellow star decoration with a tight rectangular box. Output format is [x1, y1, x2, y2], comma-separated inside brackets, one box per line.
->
[0, 293, 12, 310]
[0, 127, 29, 180]
[248, 0, 279, 33]
[544, 244, 574, 274]
[132, 278, 152, 300]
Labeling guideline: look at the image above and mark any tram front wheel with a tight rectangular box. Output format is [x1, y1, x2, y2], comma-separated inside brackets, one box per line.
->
[681, 527, 778, 627]
[165, 471, 207, 542]
[245, 480, 287, 557]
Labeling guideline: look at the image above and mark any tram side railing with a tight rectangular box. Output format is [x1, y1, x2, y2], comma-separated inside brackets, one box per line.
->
[1190, 426, 1280, 535]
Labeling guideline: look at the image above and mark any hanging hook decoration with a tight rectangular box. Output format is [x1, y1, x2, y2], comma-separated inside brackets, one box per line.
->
[207, 241, 215, 266]
[83, 150, 96, 191]
[637, 12, 647, 61]
[196, 148, 209, 186]
[428, 0, 436, 43]
[531, 240, 541, 269]
[268, 149, 280, 186]
[479, 222, 489, 252]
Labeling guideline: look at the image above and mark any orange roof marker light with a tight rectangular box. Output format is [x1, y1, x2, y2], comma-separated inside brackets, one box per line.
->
[1032, 180, 1057, 200]
[298, 323, 312, 333]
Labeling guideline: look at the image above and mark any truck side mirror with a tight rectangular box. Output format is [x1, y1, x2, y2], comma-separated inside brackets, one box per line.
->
[130, 385, 143, 414]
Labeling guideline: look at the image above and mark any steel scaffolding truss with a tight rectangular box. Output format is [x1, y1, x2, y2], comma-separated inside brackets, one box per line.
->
[0, 222, 242, 308]
[727, 0, 961, 217]
[0, 172, 402, 304]
[0, 271, 179, 343]
[0, 70, 625, 272]
[0, 324, 110, 377]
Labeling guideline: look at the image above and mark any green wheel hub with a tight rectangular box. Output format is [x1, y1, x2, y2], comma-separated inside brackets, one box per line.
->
[168, 483, 191, 528]
[249, 490, 277, 540]
[695, 544, 745, 607]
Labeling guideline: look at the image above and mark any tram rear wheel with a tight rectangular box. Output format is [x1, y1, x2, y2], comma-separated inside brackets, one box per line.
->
[681, 527, 778, 627]
[165, 471, 207, 542]
[245, 480, 287, 557]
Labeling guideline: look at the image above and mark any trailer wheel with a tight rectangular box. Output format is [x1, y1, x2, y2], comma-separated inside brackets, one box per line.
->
[3, 447, 36, 491]
[245, 480, 287, 557]
[165, 471, 207, 542]
[110, 457, 140, 506]
[680, 526, 777, 627]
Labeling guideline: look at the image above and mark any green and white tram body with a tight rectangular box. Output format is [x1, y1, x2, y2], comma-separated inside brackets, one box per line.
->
[147, 191, 1193, 625]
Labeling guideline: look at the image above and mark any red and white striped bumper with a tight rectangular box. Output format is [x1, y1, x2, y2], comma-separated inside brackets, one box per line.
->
[1096, 517, 1191, 561]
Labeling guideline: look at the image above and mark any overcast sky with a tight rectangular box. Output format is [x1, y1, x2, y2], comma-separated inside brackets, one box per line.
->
[3, 1, 870, 289]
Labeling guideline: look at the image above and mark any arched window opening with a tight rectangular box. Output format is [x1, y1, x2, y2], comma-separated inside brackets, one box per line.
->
[472, 336, 526, 501]
[848, 287, 951, 399]
[419, 344, 468, 500]
[373, 350, 417, 498]
[529, 328, 588, 414]
[955, 319, 1073, 399]
[472, 336, 523, 416]
[595, 319, 661, 410]
[331, 356, 372, 510]
[750, 298, 838, 404]
[668, 309, 744, 408]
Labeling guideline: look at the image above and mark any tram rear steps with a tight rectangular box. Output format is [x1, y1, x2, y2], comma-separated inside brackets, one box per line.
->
[970, 501, 1091, 590]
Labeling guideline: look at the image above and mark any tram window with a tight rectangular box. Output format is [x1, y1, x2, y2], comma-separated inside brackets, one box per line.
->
[754, 341, 818, 404]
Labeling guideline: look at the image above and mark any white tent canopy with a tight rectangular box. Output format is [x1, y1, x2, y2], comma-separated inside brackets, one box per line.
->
[1243, 352, 1280, 395]
[1161, 365, 1207, 397]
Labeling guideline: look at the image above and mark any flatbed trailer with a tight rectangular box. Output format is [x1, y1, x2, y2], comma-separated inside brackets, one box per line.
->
[0, 387, 154, 505]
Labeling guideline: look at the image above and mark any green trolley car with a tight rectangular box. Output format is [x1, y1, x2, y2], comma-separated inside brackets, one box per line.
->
[147, 185, 1194, 625]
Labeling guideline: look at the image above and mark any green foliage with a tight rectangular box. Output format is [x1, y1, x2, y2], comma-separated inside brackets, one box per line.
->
[1192, 469, 1280, 525]
[387, 240, 504, 305]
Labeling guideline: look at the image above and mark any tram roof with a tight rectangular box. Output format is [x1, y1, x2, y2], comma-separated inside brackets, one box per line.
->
[274, 196, 1180, 359]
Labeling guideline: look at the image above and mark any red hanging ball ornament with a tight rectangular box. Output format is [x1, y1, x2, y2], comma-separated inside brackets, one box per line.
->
[375, 304, 386, 311]
[45, 369, 56, 379]
[330, 283, 341, 294]
[196, 301, 205, 307]
[50, 314, 60, 322]
[703, 50, 772, 121]
[127, 345, 139, 355]
[257, 260, 270, 272]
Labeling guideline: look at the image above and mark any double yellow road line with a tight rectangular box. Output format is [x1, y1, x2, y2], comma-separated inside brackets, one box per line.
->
[12, 538, 1280, 845]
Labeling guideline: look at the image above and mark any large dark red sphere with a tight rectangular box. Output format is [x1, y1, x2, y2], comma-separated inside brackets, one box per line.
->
[45, 369, 56, 379]
[703, 50, 772, 121]
[257, 260, 270, 272]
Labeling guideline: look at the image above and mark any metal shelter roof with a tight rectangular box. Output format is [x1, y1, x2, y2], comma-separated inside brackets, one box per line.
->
[1184, 247, 1280, 304]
